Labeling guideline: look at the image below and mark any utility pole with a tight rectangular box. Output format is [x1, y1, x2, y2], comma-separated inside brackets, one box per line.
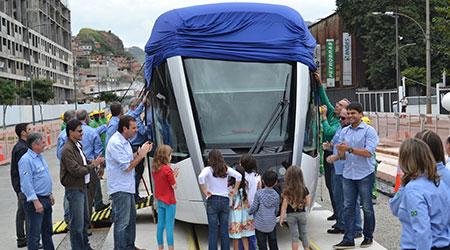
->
[26, 18, 36, 125]
[395, 9, 400, 106]
[425, 0, 432, 114]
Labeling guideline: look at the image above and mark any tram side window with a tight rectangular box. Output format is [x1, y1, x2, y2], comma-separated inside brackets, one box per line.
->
[149, 62, 190, 163]
[303, 74, 319, 157]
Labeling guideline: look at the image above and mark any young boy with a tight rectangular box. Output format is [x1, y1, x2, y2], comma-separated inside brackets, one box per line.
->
[249, 170, 280, 250]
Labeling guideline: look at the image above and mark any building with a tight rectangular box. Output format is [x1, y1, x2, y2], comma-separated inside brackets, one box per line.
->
[0, 0, 74, 104]
[309, 13, 368, 104]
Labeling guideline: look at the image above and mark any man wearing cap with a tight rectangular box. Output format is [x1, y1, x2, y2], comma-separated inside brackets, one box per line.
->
[19, 132, 55, 250]
[89, 110, 101, 129]
[99, 110, 107, 125]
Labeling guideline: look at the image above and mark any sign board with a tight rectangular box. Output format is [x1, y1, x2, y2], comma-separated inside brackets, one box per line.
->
[342, 32, 352, 86]
[326, 39, 335, 87]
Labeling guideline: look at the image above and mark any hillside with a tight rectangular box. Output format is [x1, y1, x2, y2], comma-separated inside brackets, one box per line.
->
[76, 28, 132, 57]
[126, 46, 145, 63]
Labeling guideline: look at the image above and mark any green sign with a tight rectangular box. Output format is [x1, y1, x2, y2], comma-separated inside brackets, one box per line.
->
[326, 39, 335, 87]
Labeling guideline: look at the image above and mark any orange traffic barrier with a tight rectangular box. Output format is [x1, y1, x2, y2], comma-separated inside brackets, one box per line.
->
[0, 145, 4, 162]
[394, 166, 403, 192]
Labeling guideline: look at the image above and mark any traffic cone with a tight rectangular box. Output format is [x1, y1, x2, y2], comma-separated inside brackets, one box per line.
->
[0, 145, 4, 162]
[394, 166, 403, 192]
[47, 131, 51, 145]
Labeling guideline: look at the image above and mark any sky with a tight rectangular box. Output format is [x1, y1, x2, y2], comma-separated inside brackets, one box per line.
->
[69, 0, 337, 49]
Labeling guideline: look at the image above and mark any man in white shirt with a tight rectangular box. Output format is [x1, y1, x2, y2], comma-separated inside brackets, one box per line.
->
[106, 115, 152, 250]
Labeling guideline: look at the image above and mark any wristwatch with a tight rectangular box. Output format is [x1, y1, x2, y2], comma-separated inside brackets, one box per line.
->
[348, 147, 353, 154]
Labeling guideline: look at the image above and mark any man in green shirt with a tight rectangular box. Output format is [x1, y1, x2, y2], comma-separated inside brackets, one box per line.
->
[89, 110, 101, 129]
[99, 110, 107, 125]
[314, 70, 350, 221]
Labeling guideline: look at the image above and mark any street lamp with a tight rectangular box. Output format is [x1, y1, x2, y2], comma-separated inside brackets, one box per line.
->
[25, 20, 51, 125]
[372, 10, 430, 113]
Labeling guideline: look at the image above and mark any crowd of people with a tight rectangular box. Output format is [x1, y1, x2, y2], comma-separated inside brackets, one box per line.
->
[8, 72, 450, 250]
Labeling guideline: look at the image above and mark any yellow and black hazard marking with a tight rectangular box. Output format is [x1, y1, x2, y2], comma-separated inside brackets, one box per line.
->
[53, 195, 153, 234]
[52, 220, 68, 234]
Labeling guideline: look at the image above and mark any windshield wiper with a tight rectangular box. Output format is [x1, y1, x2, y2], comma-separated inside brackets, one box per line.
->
[249, 74, 290, 154]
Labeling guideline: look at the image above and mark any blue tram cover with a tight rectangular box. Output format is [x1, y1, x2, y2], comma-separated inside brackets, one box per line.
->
[144, 2, 317, 86]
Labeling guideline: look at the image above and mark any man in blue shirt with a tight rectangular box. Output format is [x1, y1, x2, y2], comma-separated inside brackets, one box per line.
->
[124, 94, 148, 202]
[10, 123, 32, 248]
[105, 102, 123, 145]
[19, 132, 55, 250]
[106, 115, 152, 250]
[325, 109, 363, 237]
[334, 102, 379, 249]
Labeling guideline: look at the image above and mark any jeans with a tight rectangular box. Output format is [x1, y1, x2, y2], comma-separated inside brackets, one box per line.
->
[132, 145, 145, 198]
[342, 173, 375, 242]
[286, 212, 310, 248]
[16, 192, 28, 245]
[93, 175, 104, 210]
[206, 195, 230, 250]
[112, 192, 136, 250]
[156, 199, 176, 246]
[324, 150, 336, 214]
[63, 194, 70, 224]
[23, 197, 54, 250]
[66, 189, 91, 250]
[334, 174, 362, 234]
[255, 229, 278, 250]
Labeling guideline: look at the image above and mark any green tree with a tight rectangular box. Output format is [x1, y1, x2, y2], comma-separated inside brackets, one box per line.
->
[336, 0, 449, 90]
[0, 78, 18, 130]
[98, 91, 119, 104]
[18, 79, 56, 124]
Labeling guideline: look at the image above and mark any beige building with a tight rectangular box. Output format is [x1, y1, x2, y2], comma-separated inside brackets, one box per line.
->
[0, 0, 74, 104]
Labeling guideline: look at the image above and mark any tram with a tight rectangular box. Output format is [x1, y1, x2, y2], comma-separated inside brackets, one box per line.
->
[144, 3, 320, 224]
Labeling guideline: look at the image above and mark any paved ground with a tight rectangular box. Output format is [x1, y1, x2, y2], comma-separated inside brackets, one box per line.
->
[1, 138, 404, 250]
[315, 175, 402, 250]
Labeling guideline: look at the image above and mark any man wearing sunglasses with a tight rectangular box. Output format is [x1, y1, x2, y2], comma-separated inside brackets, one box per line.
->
[60, 119, 105, 250]
[314, 70, 350, 222]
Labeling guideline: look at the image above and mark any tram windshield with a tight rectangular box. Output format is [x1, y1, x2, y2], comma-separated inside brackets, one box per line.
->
[184, 58, 295, 147]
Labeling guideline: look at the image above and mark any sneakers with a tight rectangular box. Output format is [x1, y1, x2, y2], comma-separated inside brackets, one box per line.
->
[327, 214, 337, 221]
[17, 241, 27, 248]
[331, 222, 337, 228]
[361, 238, 373, 248]
[327, 227, 345, 234]
[333, 241, 355, 249]
[354, 233, 363, 239]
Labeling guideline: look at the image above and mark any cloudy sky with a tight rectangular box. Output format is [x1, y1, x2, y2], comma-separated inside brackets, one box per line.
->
[69, 0, 336, 49]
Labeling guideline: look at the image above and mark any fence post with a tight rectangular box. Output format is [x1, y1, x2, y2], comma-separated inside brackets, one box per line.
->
[385, 113, 389, 137]
[408, 113, 412, 137]
[420, 114, 425, 131]
[395, 112, 400, 139]
[435, 115, 439, 133]
[375, 112, 380, 135]
[448, 115, 450, 136]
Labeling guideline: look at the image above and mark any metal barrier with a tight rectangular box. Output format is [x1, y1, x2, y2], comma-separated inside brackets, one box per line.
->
[0, 121, 62, 166]
[366, 112, 450, 142]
